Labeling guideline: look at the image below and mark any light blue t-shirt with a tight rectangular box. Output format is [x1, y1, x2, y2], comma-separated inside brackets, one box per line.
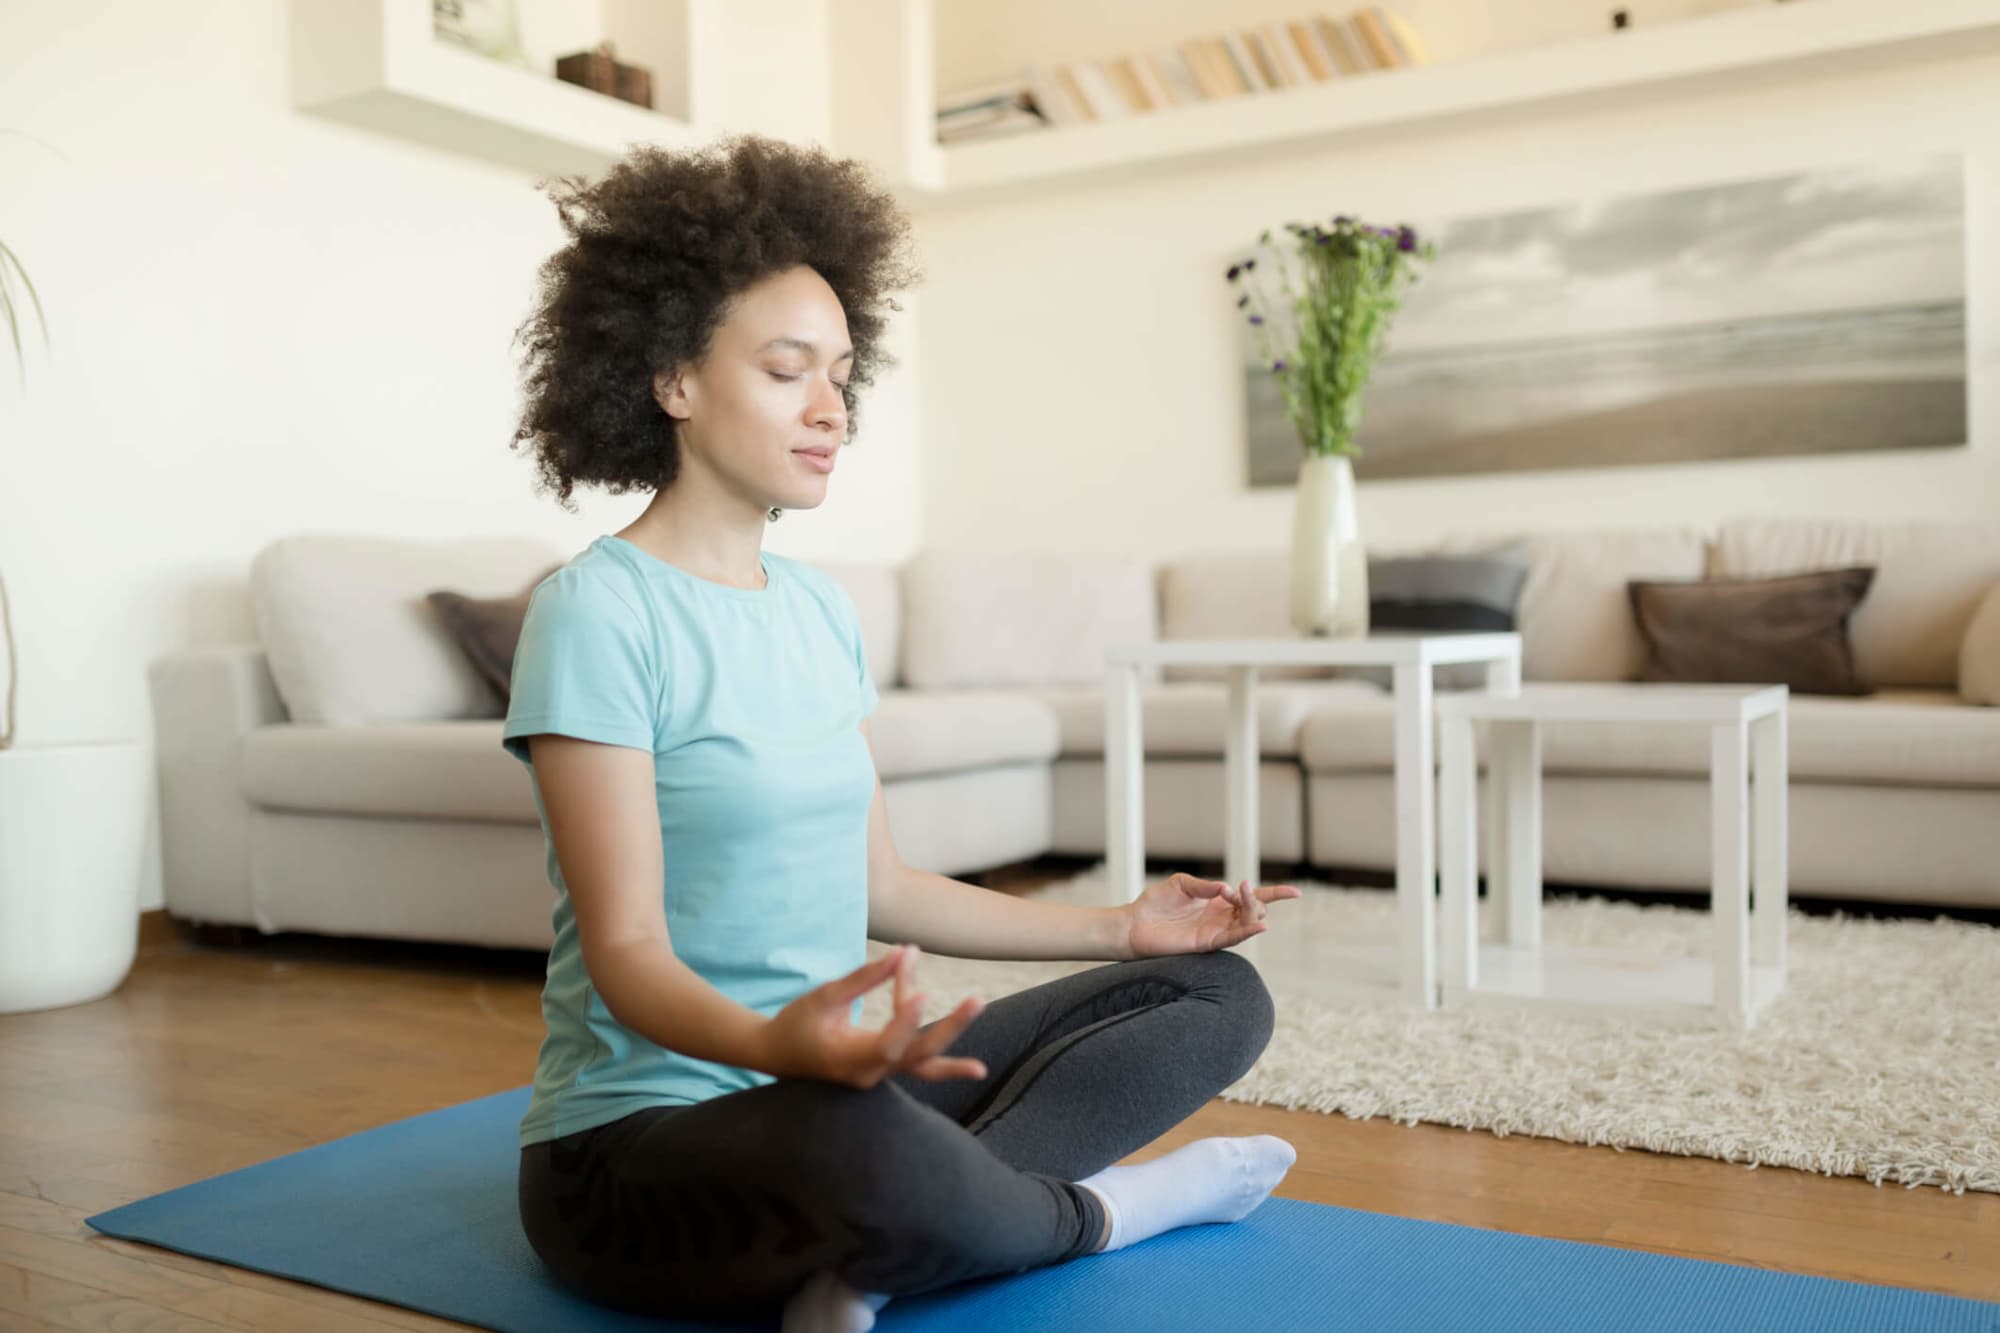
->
[501, 534, 880, 1148]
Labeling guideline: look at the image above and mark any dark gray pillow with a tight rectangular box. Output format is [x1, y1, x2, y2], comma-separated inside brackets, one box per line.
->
[425, 564, 564, 708]
[1629, 566, 1875, 695]
[1342, 547, 1532, 690]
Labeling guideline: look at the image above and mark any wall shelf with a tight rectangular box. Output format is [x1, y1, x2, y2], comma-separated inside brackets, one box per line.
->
[286, 1, 2000, 197]
[873, 0, 2000, 206]
[289, 0, 706, 178]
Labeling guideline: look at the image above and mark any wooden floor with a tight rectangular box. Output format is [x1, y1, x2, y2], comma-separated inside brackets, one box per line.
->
[3, 861, 1997, 1331]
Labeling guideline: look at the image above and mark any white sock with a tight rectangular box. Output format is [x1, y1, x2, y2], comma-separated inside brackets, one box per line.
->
[780, 1268, 892, 1333]
[1077, 1135, 1297, 1253]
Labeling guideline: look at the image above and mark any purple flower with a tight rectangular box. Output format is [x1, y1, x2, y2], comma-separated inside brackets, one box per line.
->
[1272, 359, 1286, 372]
[1244, 258, 1256, 271]
[1397, 232, 1416, 252]
[1249, 314, 1264, 325]
[1226, 263, 1241, 281]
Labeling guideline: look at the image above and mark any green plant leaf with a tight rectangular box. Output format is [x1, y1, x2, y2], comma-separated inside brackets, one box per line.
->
[0, 238, 50, 385]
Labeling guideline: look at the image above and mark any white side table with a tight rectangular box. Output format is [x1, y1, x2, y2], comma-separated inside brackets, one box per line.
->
[1105, 633, 1522, 1009]
[1435, 683, 1789, 1030]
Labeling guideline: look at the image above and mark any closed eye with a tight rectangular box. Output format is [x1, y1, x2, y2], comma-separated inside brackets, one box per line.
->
[770, 372, 851, 389]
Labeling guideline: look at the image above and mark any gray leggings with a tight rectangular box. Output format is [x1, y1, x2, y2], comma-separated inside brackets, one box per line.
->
[517, 949, 1275, 1320]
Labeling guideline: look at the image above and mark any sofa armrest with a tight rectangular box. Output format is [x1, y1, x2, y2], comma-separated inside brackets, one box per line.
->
[147, 645, 288, 928]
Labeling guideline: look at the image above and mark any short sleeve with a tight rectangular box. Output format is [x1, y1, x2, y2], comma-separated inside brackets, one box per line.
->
[502, 572, 660, 764]
[856, 634, 879, 720]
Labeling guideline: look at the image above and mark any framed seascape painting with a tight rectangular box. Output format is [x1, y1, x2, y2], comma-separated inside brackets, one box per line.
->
[1244, 153, 1968, 485]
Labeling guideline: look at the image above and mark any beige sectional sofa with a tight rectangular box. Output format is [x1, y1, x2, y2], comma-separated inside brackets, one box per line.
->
[147, 517, 2000, 951]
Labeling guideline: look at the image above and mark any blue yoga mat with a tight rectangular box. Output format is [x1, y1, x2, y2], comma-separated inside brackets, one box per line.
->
[86, 1086, 1995, 1332]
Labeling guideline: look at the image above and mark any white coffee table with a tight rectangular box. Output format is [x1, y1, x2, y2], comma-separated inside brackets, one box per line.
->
[1435, 682, 1789, 1030]
[1104, 633, 1522, 1009]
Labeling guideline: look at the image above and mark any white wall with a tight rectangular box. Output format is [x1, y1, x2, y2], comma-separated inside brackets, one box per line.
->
[911, 35, 2000, 560]
[0, 0, 920, 911]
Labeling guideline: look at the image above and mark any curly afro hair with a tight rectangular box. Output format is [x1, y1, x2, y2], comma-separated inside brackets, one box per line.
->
[510, 132, 922, 513]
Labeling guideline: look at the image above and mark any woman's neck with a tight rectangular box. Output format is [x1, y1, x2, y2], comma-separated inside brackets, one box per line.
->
[618, 481, 770, 590]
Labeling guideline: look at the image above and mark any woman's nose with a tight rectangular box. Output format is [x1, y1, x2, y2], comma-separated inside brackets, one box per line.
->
[812, 377, 847, 428]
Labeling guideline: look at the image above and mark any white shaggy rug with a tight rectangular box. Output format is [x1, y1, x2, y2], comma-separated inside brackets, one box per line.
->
[856, 866, 2000, 1196]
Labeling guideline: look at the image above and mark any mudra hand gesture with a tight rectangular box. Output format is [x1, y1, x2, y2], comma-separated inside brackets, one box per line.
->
[1124, 872, 1303, 958]
[760, 944, 988, 1089]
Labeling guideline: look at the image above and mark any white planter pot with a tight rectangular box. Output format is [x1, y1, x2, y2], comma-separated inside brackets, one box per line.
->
[1290, 452, 1370, 637]
[0, 741, 150, 1014]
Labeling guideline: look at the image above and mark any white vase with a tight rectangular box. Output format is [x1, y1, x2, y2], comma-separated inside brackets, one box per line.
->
[1289, 452, 1370, 637]
[0, 740, 150, 1014]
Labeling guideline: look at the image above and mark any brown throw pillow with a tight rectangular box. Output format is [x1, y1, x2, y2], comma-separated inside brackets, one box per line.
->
[1627, 567, 1876, 696]
[427, 565, 562, 705]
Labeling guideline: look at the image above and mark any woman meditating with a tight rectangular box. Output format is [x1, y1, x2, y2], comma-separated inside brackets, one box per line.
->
[503, 131, 1302, 1331]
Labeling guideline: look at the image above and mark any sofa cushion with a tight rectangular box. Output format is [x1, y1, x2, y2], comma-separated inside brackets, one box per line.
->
[864, 689, 1061, 779]
[810, 560, 900, 692]
[900, 549, 1158, 688]
[242, 692, 1060, 820]
[1961, 580, 2000, 707]
[251, 535, 567, 726]
[1156, 549, 1342, 683]
[1711, 517, 2000, 689]
[1028, 679, 1388, 757]
[1371, 546, 1531, 632]
[1348, 546, 1532, 690]
[242, 721, 536, 821]
[1628, 567, 1876, 696]
[1297, 687, 2000, 788]
[425, 565, 565, 704]
[1436, 527, 1709, 682]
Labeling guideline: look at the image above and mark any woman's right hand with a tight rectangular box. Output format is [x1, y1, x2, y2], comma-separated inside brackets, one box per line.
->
[757, 944, 989, 1088]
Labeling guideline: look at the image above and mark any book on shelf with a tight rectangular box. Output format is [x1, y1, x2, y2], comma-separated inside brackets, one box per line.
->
[935, 78, 1050, 143]
[1124, 52, 1176, 110]
[1073, 61, 1136, 119]
[937, 111, 1047, 143]
[1147, 48, 1204, 106]
[1101, 55, 1155, 112]
[967, 8, 1430, 140]
[1178, 37, 1225, 99]
[1056, 64, 1097, 120]
[937, 79, 1034, 118]
[1223, 31, 1273, 92]
[1253, 25, 1304, 88]
[1288, 18, 1334, 80]
[1382, 9, 1430, 64]
[1020, 64, 1082, 125]
[1352, 9, 1401, 68]
[1211, 36, 1256, 94]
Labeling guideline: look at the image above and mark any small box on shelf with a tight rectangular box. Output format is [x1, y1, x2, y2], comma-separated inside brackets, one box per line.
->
[555, 41, 653, 110]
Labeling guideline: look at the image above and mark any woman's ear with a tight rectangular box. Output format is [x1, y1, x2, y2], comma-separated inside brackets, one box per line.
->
[653, 366, 689, 420]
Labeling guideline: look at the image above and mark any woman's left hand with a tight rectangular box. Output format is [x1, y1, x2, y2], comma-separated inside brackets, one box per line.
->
[1123, 872, 1303, 958]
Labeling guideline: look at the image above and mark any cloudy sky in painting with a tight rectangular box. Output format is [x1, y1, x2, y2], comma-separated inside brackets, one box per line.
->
[1381, 155, 1964, 351]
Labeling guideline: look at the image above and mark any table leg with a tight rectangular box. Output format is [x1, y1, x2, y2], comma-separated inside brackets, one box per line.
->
[1752, 707, 1788, 977]
[1104, 664, 1145, 906]
[1224, 665, 1261, 963]
[1392, 662, 1438, 1009]
[1712, 721, 1751, 1028]
[1483, 653, 1522, 698]
[1479, 654, 1522, 942]
[1493, 720, 1542, 953]
[1438, 710, 1479, 995]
